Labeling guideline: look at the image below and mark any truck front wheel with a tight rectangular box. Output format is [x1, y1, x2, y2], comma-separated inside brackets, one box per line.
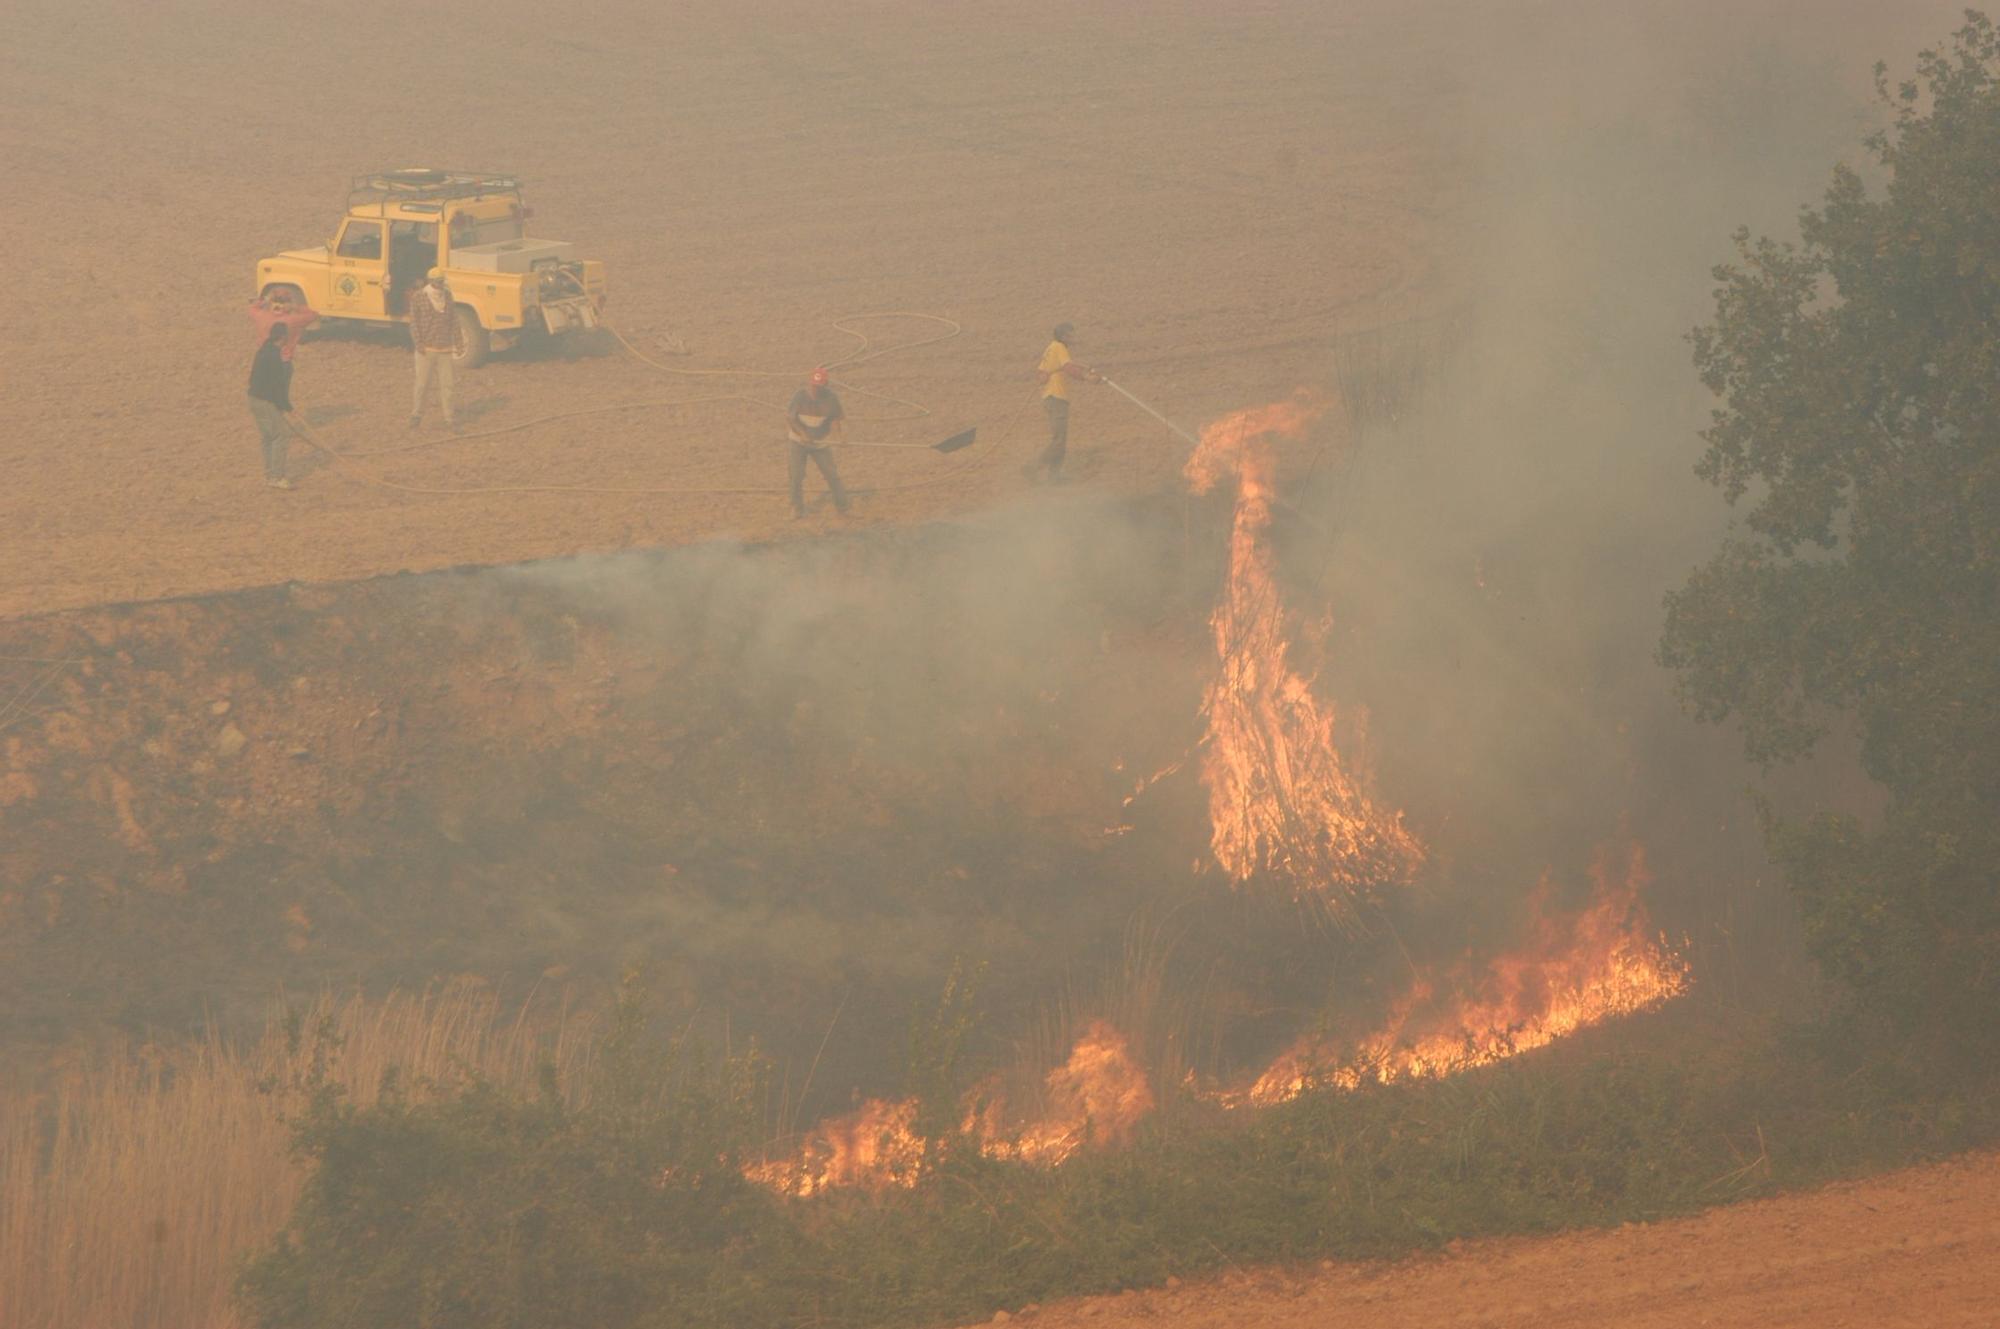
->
[452, 305, 491, 368]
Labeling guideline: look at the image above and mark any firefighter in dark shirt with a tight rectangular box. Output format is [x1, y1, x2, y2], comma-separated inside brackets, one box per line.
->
[247, 322, 298, 489]
[786, 366, 850, 518]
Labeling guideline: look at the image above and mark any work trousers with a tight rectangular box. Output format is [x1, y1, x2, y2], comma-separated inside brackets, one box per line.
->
[789, 441, 849, 515]
[249, 397, 293, 480]
[1040, 396, 1071, 475]
[412, 348, 457, 423]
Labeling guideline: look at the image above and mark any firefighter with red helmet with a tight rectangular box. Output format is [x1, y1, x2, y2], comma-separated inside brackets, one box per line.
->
[786, 366, 850, 518]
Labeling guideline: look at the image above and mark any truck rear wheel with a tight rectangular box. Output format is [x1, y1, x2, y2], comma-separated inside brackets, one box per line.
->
[451, 305, 490, 368]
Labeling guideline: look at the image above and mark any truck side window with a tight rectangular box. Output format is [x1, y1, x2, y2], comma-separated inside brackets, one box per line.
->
[336, 221, 384, 261]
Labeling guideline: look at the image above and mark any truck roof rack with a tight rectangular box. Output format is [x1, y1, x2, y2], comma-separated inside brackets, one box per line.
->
[347, 170, 523, 209]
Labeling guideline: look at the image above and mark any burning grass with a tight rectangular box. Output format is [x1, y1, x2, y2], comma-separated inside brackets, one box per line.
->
[230, 984, 2000, 1329]
[8, 962, 1994, 1329]
[1242, 842, 1689, 1105]
[750, 1018, 1156, 1196]
[750, 840, 1690, 1197]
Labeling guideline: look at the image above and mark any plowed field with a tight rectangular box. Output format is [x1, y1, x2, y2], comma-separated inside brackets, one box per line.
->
[0, 0, 1451, 621]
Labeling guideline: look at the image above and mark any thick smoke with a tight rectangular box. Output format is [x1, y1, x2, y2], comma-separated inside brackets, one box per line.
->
[505, 494, 1215, 1099]
[1280, 1, 1955, 983]
[488, 3, 1972, 1084]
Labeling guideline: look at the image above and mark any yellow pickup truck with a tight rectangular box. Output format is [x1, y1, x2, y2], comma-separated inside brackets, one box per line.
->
[253, 170, 607, 367]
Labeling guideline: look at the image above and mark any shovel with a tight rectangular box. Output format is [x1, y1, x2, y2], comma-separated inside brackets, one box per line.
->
[830, 427, 977, 454]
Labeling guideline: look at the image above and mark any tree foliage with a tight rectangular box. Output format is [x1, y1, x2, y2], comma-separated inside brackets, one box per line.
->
[1663, 11, 2000, 1040]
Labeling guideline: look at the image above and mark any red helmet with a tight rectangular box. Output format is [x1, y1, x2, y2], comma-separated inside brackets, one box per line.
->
[809, 367, 830, 387]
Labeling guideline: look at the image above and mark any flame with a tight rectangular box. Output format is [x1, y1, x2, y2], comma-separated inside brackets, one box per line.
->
[1185, 394, 1424, 918]
[989, 1019, 1156, 1168]
[1243, 842, 1689, 1105]
[751, 852, 1689, 1193]
[750, 1019, 1155, 1196]
[743, 1096, 925, 1198]
[1120, 756, 1187, 808]
[752, 395, 1693, 1194]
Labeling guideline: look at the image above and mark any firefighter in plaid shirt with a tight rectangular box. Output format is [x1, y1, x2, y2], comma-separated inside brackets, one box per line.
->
[408, 268, 464, 431]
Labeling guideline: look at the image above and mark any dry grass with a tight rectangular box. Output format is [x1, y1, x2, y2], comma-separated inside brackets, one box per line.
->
[0, 984, 593, 1329]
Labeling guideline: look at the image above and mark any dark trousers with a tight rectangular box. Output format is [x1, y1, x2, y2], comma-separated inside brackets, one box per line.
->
[249, 397, 293, 480]
[789, 441, 849, 514]
[1039, 396, 1070, 474]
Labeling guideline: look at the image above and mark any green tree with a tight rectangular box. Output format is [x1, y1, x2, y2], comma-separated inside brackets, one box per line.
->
[1662, 12, 2000, 1045]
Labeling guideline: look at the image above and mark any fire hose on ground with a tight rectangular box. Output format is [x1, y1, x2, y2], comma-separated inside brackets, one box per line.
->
[282, 313, 1198, 500]
[287, 312, 1010, 498]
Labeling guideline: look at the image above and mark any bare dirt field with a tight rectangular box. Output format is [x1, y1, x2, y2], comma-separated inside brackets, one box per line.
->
[989, 1147, 2000, 1329]
[0, 0, 1456, 621]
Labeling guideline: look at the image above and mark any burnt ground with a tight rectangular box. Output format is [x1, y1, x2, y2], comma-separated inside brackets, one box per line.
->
[3, 498, 1199, 1087]
[13, 493, 1446, 1118]
[0, 483, 1751, 1110]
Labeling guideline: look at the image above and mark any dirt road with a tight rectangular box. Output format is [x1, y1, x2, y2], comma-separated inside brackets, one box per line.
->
[992, 1149, 2000, 1329]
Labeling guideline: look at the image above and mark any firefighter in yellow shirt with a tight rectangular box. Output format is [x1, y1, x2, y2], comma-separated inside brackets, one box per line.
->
[1027, 322, 1103, 483]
